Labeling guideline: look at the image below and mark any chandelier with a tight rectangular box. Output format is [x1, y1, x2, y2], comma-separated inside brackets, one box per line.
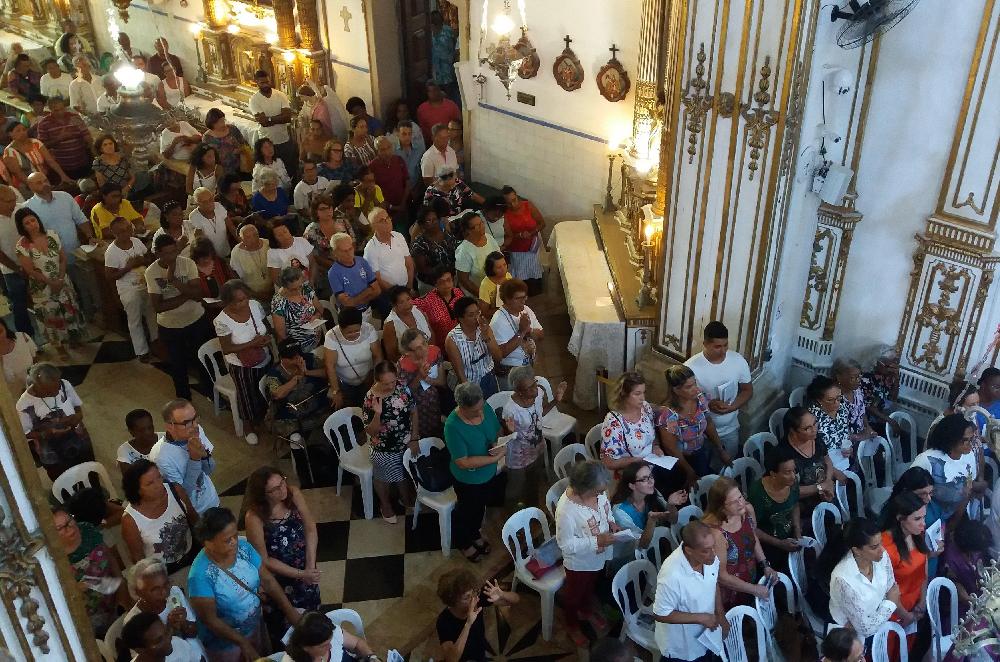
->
[478, 0, 528, 99]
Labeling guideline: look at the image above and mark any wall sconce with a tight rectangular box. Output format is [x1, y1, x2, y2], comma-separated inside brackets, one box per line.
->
[604, 137, 626, 214]
[282, 50, 296, 64]
[226, 23, 240, 34]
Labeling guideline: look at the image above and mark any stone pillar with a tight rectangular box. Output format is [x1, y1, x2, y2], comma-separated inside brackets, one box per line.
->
[298, 0, 322, 52]
[895, 1, 1000, 423]
[274, 0, 297, 49]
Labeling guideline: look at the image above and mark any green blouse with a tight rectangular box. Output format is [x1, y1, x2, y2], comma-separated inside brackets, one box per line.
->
[748, 478, 800, 540]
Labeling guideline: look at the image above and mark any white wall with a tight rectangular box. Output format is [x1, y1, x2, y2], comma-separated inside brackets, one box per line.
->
[467, 0, 640, 218]
[770, 2, 989, 385]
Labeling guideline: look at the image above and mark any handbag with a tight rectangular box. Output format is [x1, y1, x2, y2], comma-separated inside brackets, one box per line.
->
[524, 537, 563, 579]
[410, 446, 454, 492]
[235, 310, 268, 368]
[218, 561, 267, 604]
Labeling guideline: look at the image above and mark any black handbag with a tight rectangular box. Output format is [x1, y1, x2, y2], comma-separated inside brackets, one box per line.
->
[411, 446, 454, 492]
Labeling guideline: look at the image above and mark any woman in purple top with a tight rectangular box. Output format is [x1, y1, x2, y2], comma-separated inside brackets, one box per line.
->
[943, 518, 993, 618]
[656, 365, 732, 484]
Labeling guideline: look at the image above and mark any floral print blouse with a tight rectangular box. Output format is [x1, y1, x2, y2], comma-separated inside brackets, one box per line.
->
[68, 522, 118, 636]
[809, 400, 852, 471]
[270, 283, 320, 353]
[600, 401, 657, 461]
[412, 232, 459, 284]
[842, 387, 868, 434]
[362, 381, 415, 453]
[656, 393, 711, 453]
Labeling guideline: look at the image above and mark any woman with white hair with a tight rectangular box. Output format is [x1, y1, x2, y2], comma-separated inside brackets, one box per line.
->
[503, 365, 567, 505]
[445, 381, 505, 562]
[555, 460, 618, 646]
[188, 186, 236, 259]
[124, 556, 205, 660]
[229, 223, 271, 301]
[251, 167, 295, 228]
[271, 266, 322, 354]
[422, 165, 483, 218]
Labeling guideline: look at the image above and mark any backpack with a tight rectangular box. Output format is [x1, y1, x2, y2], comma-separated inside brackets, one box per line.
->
[411, 445, 454, 492]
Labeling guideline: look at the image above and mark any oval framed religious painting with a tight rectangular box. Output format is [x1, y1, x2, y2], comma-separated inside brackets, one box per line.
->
[597, 47, 630, 102]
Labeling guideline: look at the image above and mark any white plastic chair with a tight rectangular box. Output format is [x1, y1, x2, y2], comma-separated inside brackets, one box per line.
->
[323, 407, 374, 519]
[812, 501, 842, 549]
[789, 540, 827, 653]
[197, 338, 244, 437]
[858, 436, 895, 492]
[887, 410, 919, 479]
[544, 477, 569, 520]
[52, 461, 119, 503]
[486, 390, 512, 415]
[537, 376, 577, 467]
[402, 437, 457, 557]
[866, 486, 893, 520]
[327, 607, 365, 638]
[836, 469, 864, 519]
[583, 423, 603, 461]
[103, 613, 126, 662]
[873, 620, 908, 662]
[743, 432, 778, 467]
[690, 474, 719, 510]
[634, 526, 673, 568]
[927, 576, 959, 662]
[553, 442, 588, 479]
[501, 507, 564, 640]
[769, 407, 789, 440]
[789, 386, 807, 408]
[610, 559, 660, 656]
[319, 297, 339, 325]
[722, 457, 762, 495]
[725, 605, 768, 662]
[668, 504, 704, 547]
[754, 572, 796, 631]
[258, 376, 315, 484]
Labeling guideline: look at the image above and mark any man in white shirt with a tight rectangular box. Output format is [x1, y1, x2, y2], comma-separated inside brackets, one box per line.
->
[248, 70, 297, 171]
[104, 217, 157, 361]
[684, 321, 753, 460]
[654, 521, 727, 662]
[187, 187, 235, 259]
[150, 399, 219, 514]
[362, 207, 413, 290]
[67, 54, 103, 114]
[293, 159, 330, 218]
[159, 118, 202, 162]
[131, 54, 162, 97]
[95, 74, 121, 113]
[267, 220, 315, 286]
[420, 123, 459, 186]
[39, 58, 71, 100]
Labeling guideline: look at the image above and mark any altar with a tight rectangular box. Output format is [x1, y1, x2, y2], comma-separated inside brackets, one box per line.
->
[549, 220, 625, 410]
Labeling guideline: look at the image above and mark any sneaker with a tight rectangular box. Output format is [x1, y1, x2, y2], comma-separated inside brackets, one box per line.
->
[245, 433, 259, 446]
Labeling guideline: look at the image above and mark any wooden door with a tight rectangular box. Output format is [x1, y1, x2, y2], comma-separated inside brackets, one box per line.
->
[399, 0, 431, 103]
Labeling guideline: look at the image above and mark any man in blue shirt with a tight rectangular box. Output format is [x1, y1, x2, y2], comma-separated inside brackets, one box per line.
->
[395, 121, 424, 195]
[24, 172, 99, 316]
[327, 232, 382, 315]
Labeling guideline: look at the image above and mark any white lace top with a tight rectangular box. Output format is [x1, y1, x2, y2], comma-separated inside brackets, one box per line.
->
[829, 550, 897, 638]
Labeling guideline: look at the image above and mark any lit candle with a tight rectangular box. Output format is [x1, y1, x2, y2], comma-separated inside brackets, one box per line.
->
[644, 222, 654, 243]
[517, 0, 527, 27]
[481, 0, 488, 34]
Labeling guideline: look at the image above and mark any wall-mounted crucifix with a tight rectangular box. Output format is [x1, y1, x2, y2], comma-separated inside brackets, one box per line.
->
[340, 6, 353, 31]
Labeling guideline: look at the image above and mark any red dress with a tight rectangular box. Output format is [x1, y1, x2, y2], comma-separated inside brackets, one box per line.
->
[505, 200, 540, 253]
[713, 514, 759, 609]
[882, 531, 927, 661]
[415, 287, 462, 350]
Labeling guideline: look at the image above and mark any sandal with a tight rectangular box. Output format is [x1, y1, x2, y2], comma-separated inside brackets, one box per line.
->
[473, 540, 492, 555]
[462, 546, 485, 563]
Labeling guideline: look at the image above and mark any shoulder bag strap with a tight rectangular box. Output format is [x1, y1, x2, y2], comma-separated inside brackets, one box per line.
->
[334, 329, 364, 380]
[216, 563, 262, 604]
[166, 482, 196, 531]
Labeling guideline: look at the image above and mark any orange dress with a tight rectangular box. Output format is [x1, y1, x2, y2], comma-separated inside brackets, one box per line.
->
[882, 531, 927, 661]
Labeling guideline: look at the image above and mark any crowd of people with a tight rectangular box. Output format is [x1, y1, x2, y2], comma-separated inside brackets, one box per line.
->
[3, 23, 1000, 662]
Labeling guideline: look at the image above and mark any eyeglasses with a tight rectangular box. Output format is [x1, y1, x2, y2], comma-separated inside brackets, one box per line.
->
[170, 414, 200, 428]
[440, 173, 455, 180]
[634, 474, 655, 483]
[55, 516, 77, 533]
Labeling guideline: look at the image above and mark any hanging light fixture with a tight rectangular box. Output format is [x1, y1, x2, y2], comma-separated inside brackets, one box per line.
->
[478, 0, 528, 99]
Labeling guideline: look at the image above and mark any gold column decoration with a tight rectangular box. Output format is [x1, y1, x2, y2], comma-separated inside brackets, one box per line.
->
[631, 0, 667, 155]
[895, 0, 1000, 417]
[274, 0, 297, 49]
[740, 56, 779, 180]
[298, 0, 322, 52]
[651, 0, 688, 219]
[680, 43, 713, 164]
[202, 0, 224, 28]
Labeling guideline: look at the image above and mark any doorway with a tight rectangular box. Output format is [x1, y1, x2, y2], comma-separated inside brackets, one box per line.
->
[398, 0, 461, 106]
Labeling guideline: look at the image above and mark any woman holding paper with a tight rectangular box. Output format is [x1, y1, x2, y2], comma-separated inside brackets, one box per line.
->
[656, 365, 732, 484]
[555, 460, 618, 648]
[911, 413, 982, 521]
[891, 467, 944, 576]
[600, 372, 686, 495]
[748, 444, 802, 570]
[502, 366, 566, 507]
[702, 476, 778, 609]
[879, 491, 930, 659]
[609, 461, 686, 563]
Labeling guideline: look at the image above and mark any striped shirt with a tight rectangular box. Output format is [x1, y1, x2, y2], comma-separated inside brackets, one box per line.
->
[446, 325, 494, 385]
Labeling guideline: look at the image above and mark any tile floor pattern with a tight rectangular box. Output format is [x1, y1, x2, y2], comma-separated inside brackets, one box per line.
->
[28, 257, 614, 660]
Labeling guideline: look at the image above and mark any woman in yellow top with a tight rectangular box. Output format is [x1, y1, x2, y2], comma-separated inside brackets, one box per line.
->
[477, 250, 511, 320]
[90, 182, 144, 240]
